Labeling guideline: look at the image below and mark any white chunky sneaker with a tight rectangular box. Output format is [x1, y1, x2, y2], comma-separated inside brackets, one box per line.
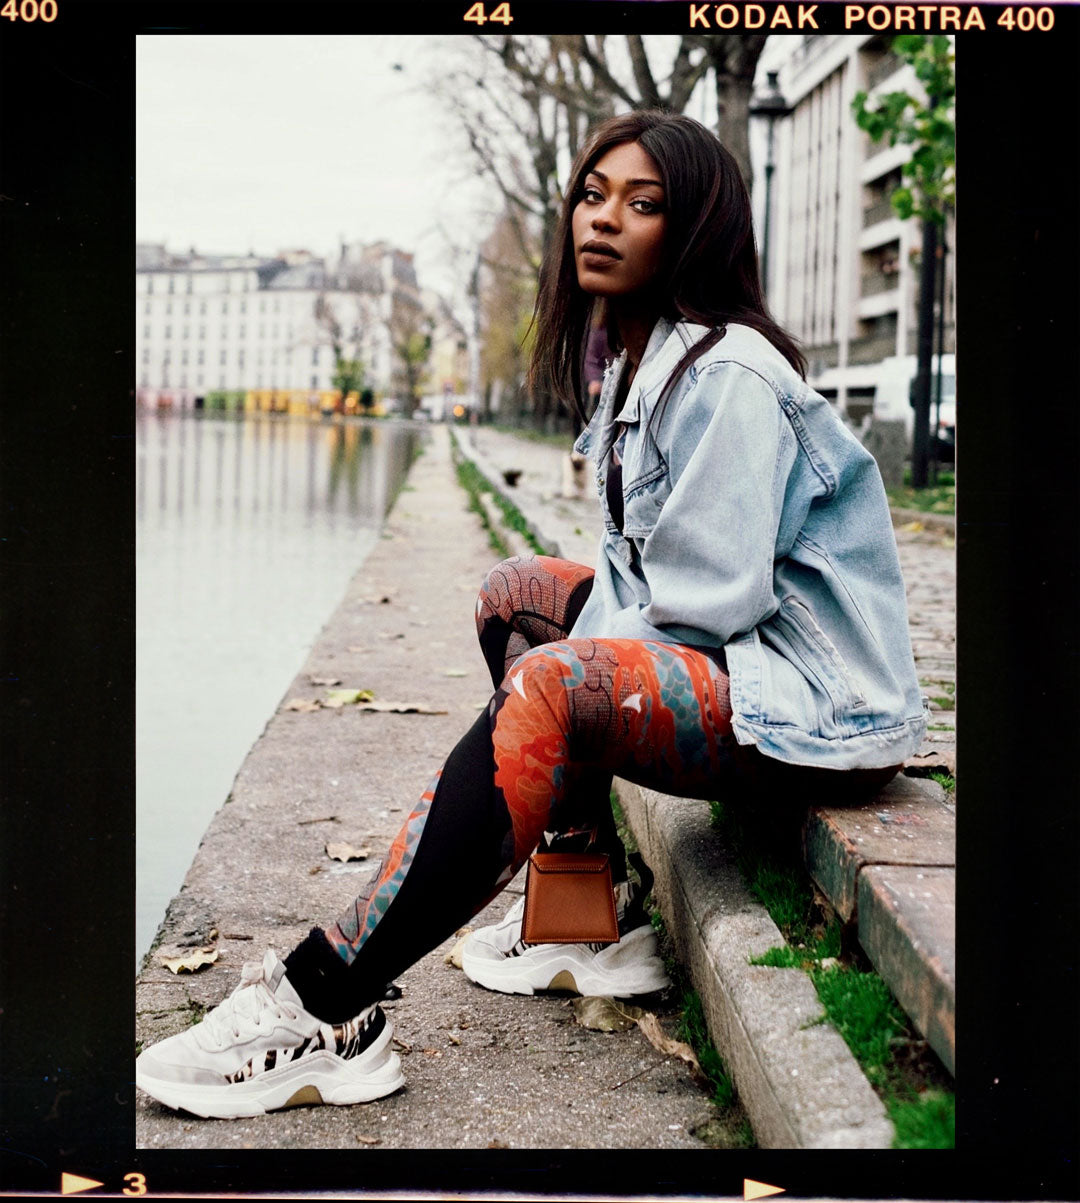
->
[135, 949, 405, 1118]
[461, 885, 670, 998]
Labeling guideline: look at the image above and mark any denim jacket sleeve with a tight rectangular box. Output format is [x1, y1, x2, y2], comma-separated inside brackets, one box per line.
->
[631, 361, 801, 645]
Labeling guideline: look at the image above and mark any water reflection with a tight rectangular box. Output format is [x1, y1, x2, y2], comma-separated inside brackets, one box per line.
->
[136, 412, 415, 528]
[136, 413, 418, 964]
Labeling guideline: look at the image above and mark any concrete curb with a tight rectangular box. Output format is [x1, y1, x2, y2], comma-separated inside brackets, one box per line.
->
[615, 781, 895, 1149]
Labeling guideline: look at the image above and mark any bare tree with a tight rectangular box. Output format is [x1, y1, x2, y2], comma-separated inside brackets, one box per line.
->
[313, 292, 368, 411]
[438, 35, 769, 431]
[388, 294, 432, 418]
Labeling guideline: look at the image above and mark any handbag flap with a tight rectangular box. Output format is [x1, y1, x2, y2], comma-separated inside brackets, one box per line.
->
[528, 853, 610, 875]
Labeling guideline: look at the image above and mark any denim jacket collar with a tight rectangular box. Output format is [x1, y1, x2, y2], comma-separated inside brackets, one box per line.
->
[574, 317, 687, 458]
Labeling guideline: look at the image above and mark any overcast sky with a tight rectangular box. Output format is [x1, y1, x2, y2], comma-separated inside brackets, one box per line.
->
[137, 35, 500, 314]
[137, 35, 778, 318]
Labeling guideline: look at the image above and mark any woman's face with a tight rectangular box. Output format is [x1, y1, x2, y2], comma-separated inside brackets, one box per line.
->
[571, 141, 667, 300]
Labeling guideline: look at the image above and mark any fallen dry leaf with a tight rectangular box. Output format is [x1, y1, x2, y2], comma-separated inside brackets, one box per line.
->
[442, 668, 468, 678]
[157, 946, 219, 974]
[635, 1012, 705, 1081]
[323, 688, 375, 708]
[355, 700, 448, 715]
[310, 675, 342, 687]
[900, 519, 925, 533]
[325, 842, 372, 862]
[572, 996, 644, 1032]
[422, 1048, 442, 1058]
[444, 930, 473, 969]
[356, 1135, 382, 1146]
[284, 698, 321, 713]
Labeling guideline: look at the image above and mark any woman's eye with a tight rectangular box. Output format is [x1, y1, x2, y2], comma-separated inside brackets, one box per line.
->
[583, 187, 603, 203]
[631, 198, 662, 214]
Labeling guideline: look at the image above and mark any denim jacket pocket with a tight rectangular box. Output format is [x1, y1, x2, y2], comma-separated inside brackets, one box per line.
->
[621, 464, 671, 540]
[765, 595, 868, 733]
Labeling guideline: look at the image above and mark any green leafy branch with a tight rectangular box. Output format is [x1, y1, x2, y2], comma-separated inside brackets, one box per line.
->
[852, 35, 955, 225]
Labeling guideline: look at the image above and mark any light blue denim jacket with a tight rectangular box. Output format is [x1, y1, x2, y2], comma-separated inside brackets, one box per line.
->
[570, 317, 929, 769]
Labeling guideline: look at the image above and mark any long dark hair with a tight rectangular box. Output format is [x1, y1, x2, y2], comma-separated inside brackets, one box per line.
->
[529, 110, 806, 426]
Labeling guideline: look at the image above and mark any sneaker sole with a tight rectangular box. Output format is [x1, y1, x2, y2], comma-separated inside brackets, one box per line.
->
[135, 1022, 405, 1119]
[461, 925, 670, 997]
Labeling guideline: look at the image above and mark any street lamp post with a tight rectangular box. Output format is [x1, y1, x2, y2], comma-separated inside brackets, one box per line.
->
[749, 70, 793, 298]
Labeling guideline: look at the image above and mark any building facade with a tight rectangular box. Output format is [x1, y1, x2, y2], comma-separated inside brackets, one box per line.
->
[757, 35, 956, 426]
[136, 240, 430, 414]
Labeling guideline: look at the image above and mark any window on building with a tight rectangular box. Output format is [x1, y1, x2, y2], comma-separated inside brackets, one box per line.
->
[142, 348, 150, 364]
[260, 299, 266, 314]
[147, 277, 154, 294]
[198, 325, 205, 340]
[143, 324, 151, 338]
[166, 301, 172, 315]
[183, 326, 189, 340]
[239, 325, 246, 339]
[198, 350, 205, 365]
[222, 300, 229, 314]
[238, 350, 245, 366]
[145, 301, 152, 315]
[141, 373, 149, 388]
[273, 298, 280, 313]
[167, 277, 175, 294]
[163, 349, 171, 362]
[312, 347, 320, 365]
[221, 327, 227, 340]
[180, 374, 188, 388]
[199, 300, 206, 315]
[181, 350, 188, 365]
[184, 301, 190, 315]
[311, 374, 319, 389]
[197, 374, 204, 387]
[162, 368, 169, 385]
[220, 350, 227, 365]
[220, 375, 226, 387]
[186, 275, 193, 294]
[164, 325, 171, 339]
[259, 324, 265, 340]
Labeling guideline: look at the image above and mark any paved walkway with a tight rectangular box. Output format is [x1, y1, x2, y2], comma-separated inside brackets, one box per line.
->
[135, 425, 742, 1151]
[136, 419, 956, 1151]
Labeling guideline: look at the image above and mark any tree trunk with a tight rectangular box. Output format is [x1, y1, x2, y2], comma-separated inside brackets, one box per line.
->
[911, 217, 938, 488]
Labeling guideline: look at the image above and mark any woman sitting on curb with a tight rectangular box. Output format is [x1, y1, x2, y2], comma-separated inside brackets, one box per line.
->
[135, 111, 926, 1120]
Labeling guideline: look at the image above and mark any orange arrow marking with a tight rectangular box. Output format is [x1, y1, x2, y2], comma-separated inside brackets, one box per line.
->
[744, 1181, 785, 1201]
[61, 1173, 104, 1195]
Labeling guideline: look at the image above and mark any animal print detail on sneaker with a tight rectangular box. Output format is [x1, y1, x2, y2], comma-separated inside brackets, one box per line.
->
[135, 950, 404, 1119]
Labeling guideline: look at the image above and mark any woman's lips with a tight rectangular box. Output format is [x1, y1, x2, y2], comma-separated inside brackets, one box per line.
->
[580, 243, 621, 268]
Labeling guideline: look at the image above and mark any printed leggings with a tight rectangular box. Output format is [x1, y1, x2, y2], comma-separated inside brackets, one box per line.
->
[290, 555, 893, 1016]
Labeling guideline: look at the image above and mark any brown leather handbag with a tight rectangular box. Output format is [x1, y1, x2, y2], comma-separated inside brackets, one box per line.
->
[521, 852, 619, 946]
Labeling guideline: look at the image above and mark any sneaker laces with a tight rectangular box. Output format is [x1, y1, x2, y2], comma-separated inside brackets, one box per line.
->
[200, 956, 301, 1047]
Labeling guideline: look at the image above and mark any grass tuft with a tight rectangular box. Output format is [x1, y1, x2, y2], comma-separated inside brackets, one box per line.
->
[676, 990, 736, 1110]
[710, 790, 954, 1147]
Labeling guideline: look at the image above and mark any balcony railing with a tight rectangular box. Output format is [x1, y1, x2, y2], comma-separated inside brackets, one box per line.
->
[849, 333, 899, 365]
[861, 270, 901, 298]
[863, 198, 897, 228]
[866, 52, 903, 91]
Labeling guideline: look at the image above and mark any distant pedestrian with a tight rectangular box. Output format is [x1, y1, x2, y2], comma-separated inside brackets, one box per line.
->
[136, 111, 927, 1119]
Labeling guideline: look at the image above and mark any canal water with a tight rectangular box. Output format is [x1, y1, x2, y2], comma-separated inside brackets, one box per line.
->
[136, 412, 418, 964]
